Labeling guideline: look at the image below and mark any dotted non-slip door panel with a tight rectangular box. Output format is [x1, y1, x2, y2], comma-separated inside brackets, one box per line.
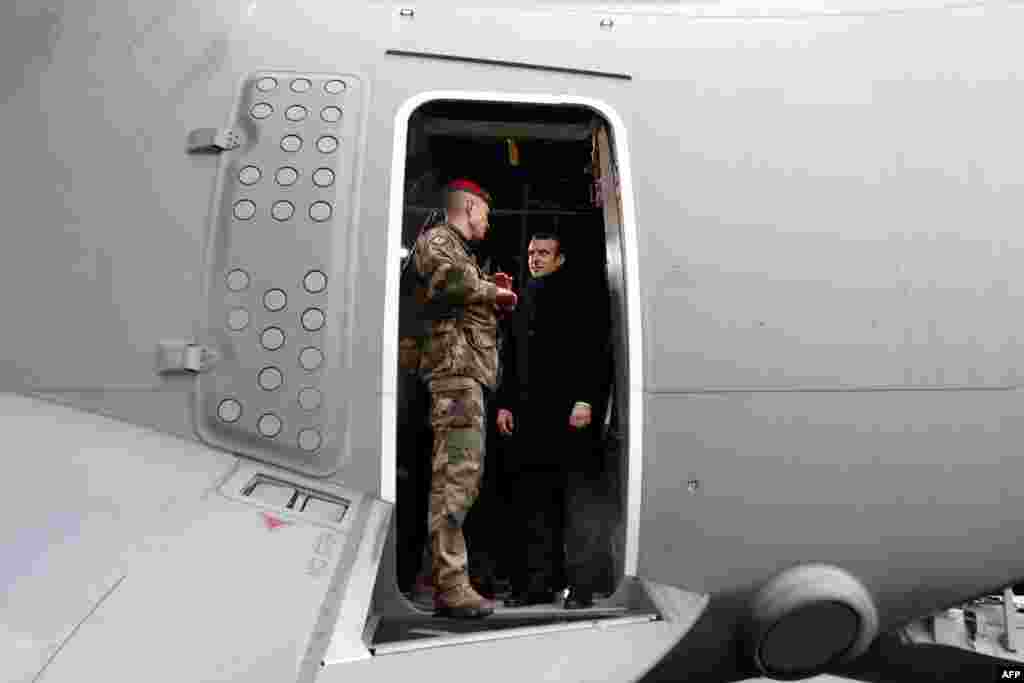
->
[196, 72, 361, 477]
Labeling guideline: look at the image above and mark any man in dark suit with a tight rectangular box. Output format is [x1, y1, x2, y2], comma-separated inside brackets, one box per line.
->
[496, 231, 611, 609]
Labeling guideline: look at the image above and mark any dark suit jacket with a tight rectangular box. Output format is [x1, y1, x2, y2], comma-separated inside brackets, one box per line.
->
[497, 265, 611, 468]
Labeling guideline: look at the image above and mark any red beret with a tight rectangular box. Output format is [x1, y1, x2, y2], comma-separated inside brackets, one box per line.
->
[445, 178, 492, 205]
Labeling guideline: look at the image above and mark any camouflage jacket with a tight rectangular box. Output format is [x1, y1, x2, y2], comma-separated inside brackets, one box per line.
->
[414, 223, 499, 390]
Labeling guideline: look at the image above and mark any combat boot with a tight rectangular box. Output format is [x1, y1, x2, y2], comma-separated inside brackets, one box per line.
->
[410, 573, 435, 610]
[434, 582, 496, 618]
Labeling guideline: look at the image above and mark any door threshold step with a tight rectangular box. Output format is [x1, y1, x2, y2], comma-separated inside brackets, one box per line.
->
[372, 612, 659, 655]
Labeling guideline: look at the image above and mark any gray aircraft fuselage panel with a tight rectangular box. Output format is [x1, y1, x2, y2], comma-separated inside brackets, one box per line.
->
[5, 1, 1024, 681]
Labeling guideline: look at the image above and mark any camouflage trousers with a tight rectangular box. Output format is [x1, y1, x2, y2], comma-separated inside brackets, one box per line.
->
[427, 377, 486, 591]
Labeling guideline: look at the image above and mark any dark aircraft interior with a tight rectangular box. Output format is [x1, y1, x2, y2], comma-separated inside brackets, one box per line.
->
[383, 101, 641, 647]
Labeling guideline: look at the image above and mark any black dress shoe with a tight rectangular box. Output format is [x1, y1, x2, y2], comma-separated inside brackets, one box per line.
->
[563, 588, 594, 610]
[504, 590, 554, 608]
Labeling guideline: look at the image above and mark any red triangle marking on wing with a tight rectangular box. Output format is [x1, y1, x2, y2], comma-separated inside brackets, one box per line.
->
[263, 512, 290, 531]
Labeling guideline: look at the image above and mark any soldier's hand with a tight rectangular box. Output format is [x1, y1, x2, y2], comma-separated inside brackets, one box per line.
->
[569, 403, 592, 429]
[493, 272, 513, 290]
[497, 408, 515, 435]
[495, 288, 518, 308]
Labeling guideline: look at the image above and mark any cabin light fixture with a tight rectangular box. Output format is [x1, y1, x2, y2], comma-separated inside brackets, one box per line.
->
[506, 138, 520, 167]
[600, 18, 615, 29]
[399, 8, 415, 18]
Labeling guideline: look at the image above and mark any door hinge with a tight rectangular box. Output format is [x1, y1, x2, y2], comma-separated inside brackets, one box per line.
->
[186, 127, 244, 153]
[156, 340, 220, 375]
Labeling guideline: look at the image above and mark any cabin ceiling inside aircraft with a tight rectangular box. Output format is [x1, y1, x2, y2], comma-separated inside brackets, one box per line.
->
[404, 104, 599, 217]
[419, 118, 593, 141]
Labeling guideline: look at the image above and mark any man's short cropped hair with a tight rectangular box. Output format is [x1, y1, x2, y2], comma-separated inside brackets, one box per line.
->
[529, 232, 564, 254]
[445, 178, 493, 206]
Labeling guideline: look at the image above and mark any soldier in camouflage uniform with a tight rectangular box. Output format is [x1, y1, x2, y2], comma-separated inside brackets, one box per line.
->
[413, 179, 518, 618]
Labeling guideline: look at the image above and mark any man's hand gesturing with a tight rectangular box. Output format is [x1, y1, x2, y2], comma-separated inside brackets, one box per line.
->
[497, 408, 515, 435]
[494, 272, 517, 311]
[495, 287, 517, 308]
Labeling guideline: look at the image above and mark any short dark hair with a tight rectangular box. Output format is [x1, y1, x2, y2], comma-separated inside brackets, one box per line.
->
[529, 232, 563, 253]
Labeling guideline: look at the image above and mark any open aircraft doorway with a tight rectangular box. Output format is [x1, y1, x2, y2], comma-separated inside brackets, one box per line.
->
[374, 96, 656, 653]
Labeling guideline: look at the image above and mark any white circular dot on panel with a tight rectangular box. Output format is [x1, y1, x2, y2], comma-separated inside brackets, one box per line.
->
[320, 106, 342, 123]
[285, 105, 308, 122]
[258, 366, 284, 391]
[218, 398, 242, 423]
[256, 77, 278, 92]
[298, 428, 322, 452]
[302, 307, 325, 331]
[275, 166, 299, 186]
[238, 166, 261, 185]
[299, 347, 324, 371]
[233, 200, 256, 220]
[316, 136, 338, 154]
[250, 102, 273, 119]
[304, 270, 327, 293]
[264, 289, 287, 312]
[312, 168, 335, 188]
[226, 269, 250, 291]
[281, 135, 303, 152]
[290, 78, 312, 93]
[261, 326, 285, 350]
[309, 201, 332, 222]
[272, 201, 295, 221]
[324, 80, 346, 94]
[298, 387, 322, 411]
[258, 413, 283, 438]
[227, 308, 250, 331]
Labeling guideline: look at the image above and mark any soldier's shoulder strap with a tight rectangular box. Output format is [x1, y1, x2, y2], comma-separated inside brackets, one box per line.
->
[400, 242, 421, 286]
[423, 225, 458, 253]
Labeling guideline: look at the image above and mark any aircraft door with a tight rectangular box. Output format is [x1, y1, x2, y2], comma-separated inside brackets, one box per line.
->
[191, 71, 365, 478]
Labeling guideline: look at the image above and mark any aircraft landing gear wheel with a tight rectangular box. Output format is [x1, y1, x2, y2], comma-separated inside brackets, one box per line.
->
[747, 564, 879, 680]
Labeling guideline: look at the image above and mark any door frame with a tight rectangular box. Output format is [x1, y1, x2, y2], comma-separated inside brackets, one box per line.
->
[380, 90, 644, 577]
